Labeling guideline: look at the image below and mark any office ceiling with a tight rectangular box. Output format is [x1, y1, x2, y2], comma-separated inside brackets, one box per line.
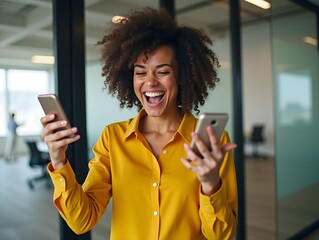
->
[0, 0, 318, 70]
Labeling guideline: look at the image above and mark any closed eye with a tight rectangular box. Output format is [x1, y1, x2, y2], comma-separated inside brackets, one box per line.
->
[157, 71, 169, 75]
[135, 72, 146, 76]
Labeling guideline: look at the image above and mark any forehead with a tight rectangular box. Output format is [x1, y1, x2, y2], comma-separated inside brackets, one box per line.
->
[135, 45, 176, 64]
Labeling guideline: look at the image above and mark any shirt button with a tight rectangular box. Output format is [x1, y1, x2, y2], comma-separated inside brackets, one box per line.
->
[59, 178, 64, 183]
[152, 182, 158, 187]
[163, 149, 167, 154]
[210, 200, 215, 205]
[153, 211, 158, 216]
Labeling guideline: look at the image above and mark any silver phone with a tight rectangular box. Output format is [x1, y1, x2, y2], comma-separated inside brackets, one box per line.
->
[38, 93, 72, 131]
[190, 113, 229, 155]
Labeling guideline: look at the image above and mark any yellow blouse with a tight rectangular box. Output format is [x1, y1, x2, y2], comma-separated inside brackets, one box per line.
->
[48, 110, 237, 239]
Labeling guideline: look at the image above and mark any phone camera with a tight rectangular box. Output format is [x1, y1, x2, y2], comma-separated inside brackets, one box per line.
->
[210, 120, 217, 126]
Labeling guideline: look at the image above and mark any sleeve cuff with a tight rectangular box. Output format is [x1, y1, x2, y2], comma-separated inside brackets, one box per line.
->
[199, 181, 228, 214]
[47, 160, 77, 192]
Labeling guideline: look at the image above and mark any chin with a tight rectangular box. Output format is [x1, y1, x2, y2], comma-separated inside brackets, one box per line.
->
[143, 107, 165, 117]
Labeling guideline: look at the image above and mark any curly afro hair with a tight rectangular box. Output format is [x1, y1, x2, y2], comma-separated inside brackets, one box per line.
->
[97, 7, 220, 114]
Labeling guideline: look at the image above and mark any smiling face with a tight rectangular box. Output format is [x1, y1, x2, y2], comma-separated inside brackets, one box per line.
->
[133, 45, 179, 118]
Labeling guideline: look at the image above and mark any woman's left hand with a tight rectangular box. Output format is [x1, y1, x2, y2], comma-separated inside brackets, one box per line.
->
[181, 126, 237, 196]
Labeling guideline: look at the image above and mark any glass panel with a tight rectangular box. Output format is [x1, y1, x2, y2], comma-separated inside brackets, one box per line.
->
[7, 69, 49, 135]
[241, 7, 276, 240]
[0, 1, 56, 240]
[177, 2, 233, 135]
[0, 69, 6, 136]
[271, 1, 319, 239]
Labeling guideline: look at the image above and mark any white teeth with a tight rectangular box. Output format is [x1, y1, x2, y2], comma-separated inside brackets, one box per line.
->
[145, 92, 163, 97]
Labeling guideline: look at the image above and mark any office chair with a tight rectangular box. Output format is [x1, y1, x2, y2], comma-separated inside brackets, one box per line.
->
[25, 140, 51, 189]
[249, 125, 266, 158]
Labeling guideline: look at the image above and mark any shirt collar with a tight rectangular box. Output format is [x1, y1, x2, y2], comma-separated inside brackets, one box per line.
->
[124, 109, 197, 143]
[176, 112, 197, 143]
[124, 109, 147, 140]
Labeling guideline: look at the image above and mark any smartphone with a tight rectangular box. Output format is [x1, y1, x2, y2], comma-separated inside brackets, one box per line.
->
[38, 93, 72, 131]
[190, 113, 229, 155]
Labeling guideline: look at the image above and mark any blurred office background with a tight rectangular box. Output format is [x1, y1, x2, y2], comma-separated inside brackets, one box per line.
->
[0, 0, 318, 239]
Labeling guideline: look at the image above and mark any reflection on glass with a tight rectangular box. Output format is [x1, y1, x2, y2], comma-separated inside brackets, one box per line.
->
[7, 69, 49, 135]
[0, 69, 6, 135]
[278, 72, 312, 125]
[272, 1, 319, 239]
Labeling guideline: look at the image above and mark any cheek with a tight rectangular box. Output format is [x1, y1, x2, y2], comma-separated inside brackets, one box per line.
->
[167, 79, 179, 96]
[133, 78, 142, 98]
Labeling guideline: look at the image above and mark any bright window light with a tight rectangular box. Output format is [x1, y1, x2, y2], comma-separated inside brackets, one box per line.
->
[31, 55, 55, 64]
[245, 0, 271, 9]
[303, 36, 318, 46]
[7, 69, 50, 135]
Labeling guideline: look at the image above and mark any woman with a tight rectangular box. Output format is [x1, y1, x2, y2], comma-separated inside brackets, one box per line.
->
[41, 7, 237, 239]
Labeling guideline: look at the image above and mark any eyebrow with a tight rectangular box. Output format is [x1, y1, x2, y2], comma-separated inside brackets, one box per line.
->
[133, 63, 173, 69]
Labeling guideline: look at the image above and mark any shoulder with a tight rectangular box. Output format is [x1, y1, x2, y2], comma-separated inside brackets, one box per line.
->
[103, 118, 133, 132]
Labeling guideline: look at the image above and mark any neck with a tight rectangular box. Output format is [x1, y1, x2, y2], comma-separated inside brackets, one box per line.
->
[141, 109, 183, 134]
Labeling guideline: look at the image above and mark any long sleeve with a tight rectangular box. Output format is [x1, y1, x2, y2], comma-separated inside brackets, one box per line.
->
[48, 157, 112, 234]
[199, 132, 238, 239]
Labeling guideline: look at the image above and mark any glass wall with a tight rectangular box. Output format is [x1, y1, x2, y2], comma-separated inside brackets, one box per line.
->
[0, 69, 6, 136]
[0, 0, 54, 140]
[6, 69, 50, 135]
[271, 1, 319, 239]
[0, 1, 56, 240]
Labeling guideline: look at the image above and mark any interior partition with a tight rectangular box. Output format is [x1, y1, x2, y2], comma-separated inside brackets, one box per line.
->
[271, 1, 319, 239]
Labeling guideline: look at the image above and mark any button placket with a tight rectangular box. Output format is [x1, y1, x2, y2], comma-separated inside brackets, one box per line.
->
[150, 153, 161, 237]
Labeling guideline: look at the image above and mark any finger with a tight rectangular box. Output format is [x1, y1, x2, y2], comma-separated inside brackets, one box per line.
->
[190, 133, 220, 167]
[48, 134, 80, 152]
[41, 120, 68, 139]
[184, 143, 205, 166]
[53, 126, 79, 140]
[40, 114, 55, 126]
[180, 157, 199, 171]
[43, 122, 79, 144]
[221, 143, 237, 154]
[190, 132, 212, 159]
[181, 157, 215, 183]
[207, 126, 220, 154]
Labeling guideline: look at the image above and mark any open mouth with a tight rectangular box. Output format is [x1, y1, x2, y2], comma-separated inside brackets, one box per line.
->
[144, 92, 164, 104]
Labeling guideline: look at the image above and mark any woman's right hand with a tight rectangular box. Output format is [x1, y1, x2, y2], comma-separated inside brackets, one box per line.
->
[40, 114, 80, 170]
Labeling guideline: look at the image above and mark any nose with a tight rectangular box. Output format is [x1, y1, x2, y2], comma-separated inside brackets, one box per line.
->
[145, 73, 159, 86]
